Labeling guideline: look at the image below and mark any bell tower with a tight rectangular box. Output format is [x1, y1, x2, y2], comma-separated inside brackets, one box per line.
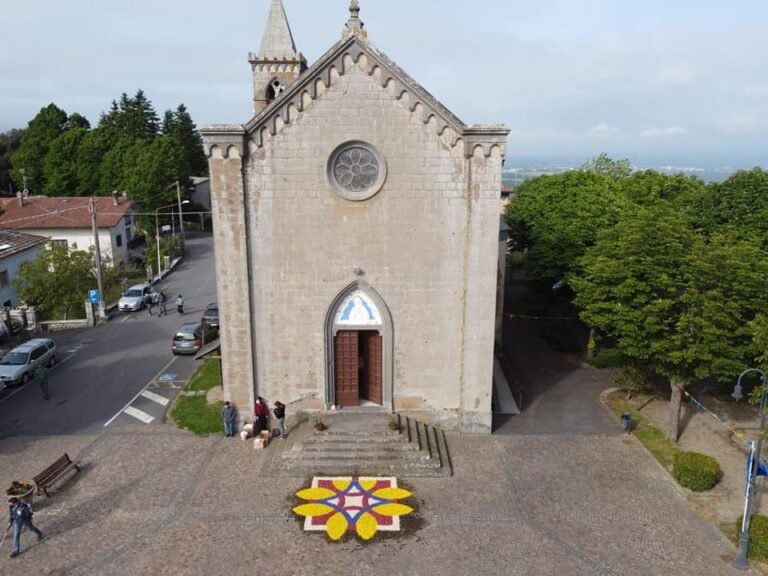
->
[249, 0, 307, 115]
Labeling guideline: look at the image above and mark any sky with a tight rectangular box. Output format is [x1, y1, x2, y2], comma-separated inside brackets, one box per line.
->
[2, 0, 767, 168]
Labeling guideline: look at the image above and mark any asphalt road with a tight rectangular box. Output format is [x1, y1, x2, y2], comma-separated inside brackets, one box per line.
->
[0, 232, 217, 438]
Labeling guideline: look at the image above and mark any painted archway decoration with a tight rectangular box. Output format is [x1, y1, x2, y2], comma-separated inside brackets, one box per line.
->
[293, 476, 413, 541]
[335, 290, 382, 326]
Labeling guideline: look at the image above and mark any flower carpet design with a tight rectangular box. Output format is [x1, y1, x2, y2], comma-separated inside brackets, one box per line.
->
[293, 476, 413, 541]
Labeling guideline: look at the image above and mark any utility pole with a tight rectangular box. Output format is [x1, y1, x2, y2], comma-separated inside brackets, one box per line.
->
[175, 181, 185, 243]
[88, 197, 106, 319]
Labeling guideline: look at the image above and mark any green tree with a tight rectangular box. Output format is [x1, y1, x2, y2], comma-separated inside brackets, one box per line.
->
[752, 316, 768, 370]
[573, 207, 768, 441]
[75, 126, 119, 196]
[13, 243, 100, 320]
[504, 170, 626, 280]
[580, 153, 632, 178]
[43, 127, 88, 194]
[161, 104, 207, 176]
[99, 90, 159, 140]
[9, 103, 69, 193]
[0, 128, 25, 194]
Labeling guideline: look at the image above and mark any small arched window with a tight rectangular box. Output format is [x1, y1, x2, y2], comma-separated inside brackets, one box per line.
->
[266, 78, 286, 103]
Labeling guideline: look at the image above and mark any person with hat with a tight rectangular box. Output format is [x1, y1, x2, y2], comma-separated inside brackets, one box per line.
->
[6, 496, 44, 558]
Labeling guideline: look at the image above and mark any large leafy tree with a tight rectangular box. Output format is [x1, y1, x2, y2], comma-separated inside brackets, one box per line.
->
[504, 169, 627, 280]
[9, 104, 69, 193]
[572, 207, 768, 440]
[13, 243, 100, 320]
[43, 127, 89, 194]
[0, 128, 25, 194]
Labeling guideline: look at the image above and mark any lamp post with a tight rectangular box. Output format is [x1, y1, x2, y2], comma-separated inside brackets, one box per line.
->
[733, 368, 768, 570]
[154, 201, 189, 279]
[174, 181, 185, 243]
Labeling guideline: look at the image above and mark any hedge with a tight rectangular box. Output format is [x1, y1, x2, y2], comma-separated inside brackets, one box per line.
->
[736, 514, 768, 561]
[672, 451, 720, 492]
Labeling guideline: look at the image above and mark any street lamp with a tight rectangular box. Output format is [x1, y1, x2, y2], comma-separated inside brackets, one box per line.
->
[155, 201, 190, 278]
[733, 368, 768, 571]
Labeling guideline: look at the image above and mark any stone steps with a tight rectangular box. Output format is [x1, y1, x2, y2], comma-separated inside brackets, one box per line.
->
[259, 412, 452, 478]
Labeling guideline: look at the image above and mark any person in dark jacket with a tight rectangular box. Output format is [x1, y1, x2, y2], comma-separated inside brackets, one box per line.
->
[221, 401, 237, 437]
[157, 290, 167, 316]
[273, 401, 286, 438]
[254, 397, 269, 434]
[7, 496, 44, 558]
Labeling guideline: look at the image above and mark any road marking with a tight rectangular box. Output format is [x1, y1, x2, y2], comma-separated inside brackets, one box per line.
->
[158, 373, 177, 381]
[104, 356, 178, 427]
[141, 390, 170, 406]
[123, 406, 154, 424]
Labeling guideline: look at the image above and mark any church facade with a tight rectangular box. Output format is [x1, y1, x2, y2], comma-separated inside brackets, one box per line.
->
[202, 1, 509, 433]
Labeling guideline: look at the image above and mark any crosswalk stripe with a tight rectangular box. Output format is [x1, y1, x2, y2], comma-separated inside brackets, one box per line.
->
[124, 406, 154, 424]
[141, 390, 170, 406]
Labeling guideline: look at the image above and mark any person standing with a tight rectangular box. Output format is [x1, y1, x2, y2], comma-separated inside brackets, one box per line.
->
[221, 401, 237, 437]
[176, 294, 184, 316]
[158, 290, 167, 316]
[145, 292, 154, 316]
[254, 397, 269, 434]
[7, 496, 44, 558]
[272, 401, 286, 438]
[33, 365, 50, 401]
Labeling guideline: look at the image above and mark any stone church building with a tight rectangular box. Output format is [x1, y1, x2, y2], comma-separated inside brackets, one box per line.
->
[202, 1, 509, 433]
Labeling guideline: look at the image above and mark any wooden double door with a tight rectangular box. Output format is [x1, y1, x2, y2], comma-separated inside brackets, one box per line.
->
[334, 330, 382, 407]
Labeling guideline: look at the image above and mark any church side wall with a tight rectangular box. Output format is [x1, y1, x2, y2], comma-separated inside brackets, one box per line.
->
[207, 145, 256, 415]
[245, 63, 473, 423]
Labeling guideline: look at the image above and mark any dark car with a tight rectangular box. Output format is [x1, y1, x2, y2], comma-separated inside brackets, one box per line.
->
[201, 303, 219, 328]
[171, 322, 218, 355]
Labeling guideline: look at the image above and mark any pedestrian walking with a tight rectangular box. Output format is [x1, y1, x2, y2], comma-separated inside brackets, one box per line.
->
[254, 397, 269, 434]
[7, 496, 44, 558]
[158, 290, 167, 316]
[144, 292, 154, 316]
[176, 294, 184, 316]
[273, 401, 286, 438]
[221, 401, 237, 437]
[33, 365, 50, 401]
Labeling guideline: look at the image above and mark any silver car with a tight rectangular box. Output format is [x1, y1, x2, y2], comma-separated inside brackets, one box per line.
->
[118, 283, 155, 312]
[0, 338, 57, 387]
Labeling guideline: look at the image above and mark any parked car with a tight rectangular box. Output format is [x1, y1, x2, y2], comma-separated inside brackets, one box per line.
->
[118, 283, 155, 312]
[0, 338, 57, 387]
[171, 322, 218, 355]
[201, 303, 219, 328]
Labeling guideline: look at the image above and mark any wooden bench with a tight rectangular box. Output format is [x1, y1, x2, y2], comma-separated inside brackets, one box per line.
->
[33, 453, 80, 496]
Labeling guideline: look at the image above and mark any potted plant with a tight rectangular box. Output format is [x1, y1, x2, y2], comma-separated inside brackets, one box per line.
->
[6, 480, 34, 504]
[314, 416, 326, 432]
[388, 416, 400, 432]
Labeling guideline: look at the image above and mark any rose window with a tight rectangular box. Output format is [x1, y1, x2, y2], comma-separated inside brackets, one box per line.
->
[328, 141, 387, 201]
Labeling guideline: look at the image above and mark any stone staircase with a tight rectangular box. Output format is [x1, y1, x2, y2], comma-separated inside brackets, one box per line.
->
[260, 412, 452, 478]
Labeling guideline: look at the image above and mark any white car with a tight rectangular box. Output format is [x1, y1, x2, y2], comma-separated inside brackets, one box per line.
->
[0, 338, 57, 387]
[118, 283, 155, 312]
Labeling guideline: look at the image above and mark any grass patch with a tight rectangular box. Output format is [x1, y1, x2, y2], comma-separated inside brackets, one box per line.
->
[170, 359, 223, 435]
[606, 393, 681, 470]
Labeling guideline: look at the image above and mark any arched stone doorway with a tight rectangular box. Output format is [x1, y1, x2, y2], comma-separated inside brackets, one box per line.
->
[324, 282, 393, 411]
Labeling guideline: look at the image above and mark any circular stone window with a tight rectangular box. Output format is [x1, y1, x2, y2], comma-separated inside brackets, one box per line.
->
[328, 141, 387, 201]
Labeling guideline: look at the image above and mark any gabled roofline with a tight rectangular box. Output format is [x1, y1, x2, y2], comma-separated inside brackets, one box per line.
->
[242, 35, 469, 148]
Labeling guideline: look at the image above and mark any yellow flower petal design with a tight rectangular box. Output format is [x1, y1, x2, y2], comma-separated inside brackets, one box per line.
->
[371, 487, 412, 500]
[358, 479, 377, 491]
[332, 479, 351, 492]
[295, 487, 337, 501]
[355, 512, 378, 541]
[293, 503, 335, 517]
[372, 503, 414, 517]
[326, 512, 349, 541]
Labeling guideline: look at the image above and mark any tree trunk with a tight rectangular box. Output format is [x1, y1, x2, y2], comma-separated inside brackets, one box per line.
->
[586, 328, 596, 359]
[667, 381, 684, 442]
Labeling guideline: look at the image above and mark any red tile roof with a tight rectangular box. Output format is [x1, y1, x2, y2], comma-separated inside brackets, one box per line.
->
[0, 196, 134, 230]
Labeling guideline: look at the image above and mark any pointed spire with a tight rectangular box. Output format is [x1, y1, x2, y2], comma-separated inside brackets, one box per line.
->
[343, 0, 367, 39]
[259, 0, 299, 60]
